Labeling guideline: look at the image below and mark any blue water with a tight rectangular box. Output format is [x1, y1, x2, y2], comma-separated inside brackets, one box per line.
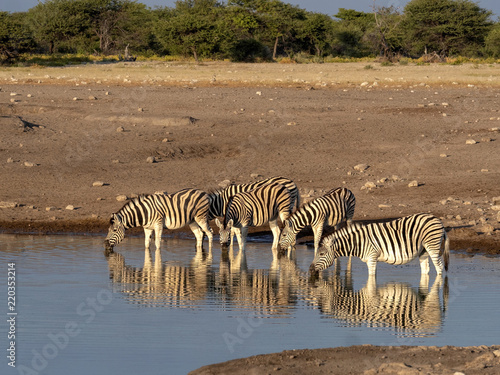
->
[1, 234, 499, 375]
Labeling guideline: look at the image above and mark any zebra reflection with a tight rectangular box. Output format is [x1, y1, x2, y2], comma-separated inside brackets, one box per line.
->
[309, 274, 448, 336]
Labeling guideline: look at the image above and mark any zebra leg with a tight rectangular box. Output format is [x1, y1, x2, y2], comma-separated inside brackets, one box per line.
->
[419, 252, 430, 275]
[144, 227, 153, 251]
[196, 218, 213, 252]
[312, 221, 324, 256]
[269, 219, 281, 250]
[366, 256, 378, 276]
[428, 249, 445, 275]
[154, 224, 163, 252]
[189, 222, 204, 250]
[234, 226, 247, 252]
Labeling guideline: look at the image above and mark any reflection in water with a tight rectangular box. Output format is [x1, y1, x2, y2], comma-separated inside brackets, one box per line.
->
[106, 248, 447, 336]
[309, 273, 448, 337]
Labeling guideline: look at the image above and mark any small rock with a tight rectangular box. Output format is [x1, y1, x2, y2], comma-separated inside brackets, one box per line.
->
[287, 121, 296, 126]
[481, 169, 489, 172]
[88, 96, 97, 100]
[0, 201, 18, 208]
[456, 215, 462, 221]
[378, 204, 391, 208]
[493, 349, 500, 357]
[162, 138, 170, 143]
[138, 107, 144, 112]
[146, 156, 156, 163]
[492, 196, 500, 205]
[27, 94, 33, 98]
[440, 199, 448, 205]
[491, 205, 500, 211]
[440, 153, 448, 158]
[465, 139, 477, 144]
[24, 161, 37, 167]
[391, 175, 401, 182]
[65, 205, 75, 210]
[46, 206, 57, 211]
[250, 173, 262, 179]
[256, 91, 262, 96]
[73, 97, 79, 101]
[441, 102, 449, 107]
[116, 126, 125, 132]
[92, 181, 105, 187]
[364, 181, 377, 189]
[354, 163, 369, 172]
[408, 180, 419, 187]
[360, 82, 369, 87]
[480, 224, 495, 234]
[7, 157, 14, 163]
[116, 195, 128, 202]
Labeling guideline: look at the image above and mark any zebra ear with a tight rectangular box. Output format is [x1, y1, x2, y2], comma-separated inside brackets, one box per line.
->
[215, 217, 223, 229]
[227, 219, 233, 229]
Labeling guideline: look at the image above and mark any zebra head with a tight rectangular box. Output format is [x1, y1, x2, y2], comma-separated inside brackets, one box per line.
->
[279, 220, 296, 250]
[104, 214, 125, 251]
[309, 236, 336, 279]
[215, 218, 233, 247]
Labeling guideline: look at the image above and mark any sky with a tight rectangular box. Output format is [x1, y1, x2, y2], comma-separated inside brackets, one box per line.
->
[2, 0, 499, 18]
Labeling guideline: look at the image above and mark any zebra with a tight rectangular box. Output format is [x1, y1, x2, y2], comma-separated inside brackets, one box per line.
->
[209, 176, 299, 246]
[209, 176, 300, 218]
[215, 181, 292, 252]
[309, 213, 449, 278]
[279, 187, 355, 254]
[104, 189, 213, 253]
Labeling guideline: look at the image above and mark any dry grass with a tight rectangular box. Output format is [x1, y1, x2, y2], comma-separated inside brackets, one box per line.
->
[2, 61, 500, 88]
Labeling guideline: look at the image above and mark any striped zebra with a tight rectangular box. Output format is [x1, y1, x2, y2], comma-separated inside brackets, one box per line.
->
[215, 181, 292, 252]
[104, 189, 213, 253]
[279, 187, 355, 254]
[309, 213, 449, 277]
[209, 176, 299, 219]
[209, 176, 299, 246]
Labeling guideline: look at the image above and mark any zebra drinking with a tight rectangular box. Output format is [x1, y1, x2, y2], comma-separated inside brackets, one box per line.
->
[309, 213, 449, 278]
[104, 189, 213, 253]
[209, 176, 299, 246]
[279, 187, 355, 254]
[215, 181, 292, 252]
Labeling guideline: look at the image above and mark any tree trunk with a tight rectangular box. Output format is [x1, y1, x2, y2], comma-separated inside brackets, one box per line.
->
[273, 36, 278, 59]
[192, 46, 198, 62]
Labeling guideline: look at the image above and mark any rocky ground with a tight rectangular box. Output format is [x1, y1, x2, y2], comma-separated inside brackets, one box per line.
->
[0, 62, 499, 373]
[190, 345, 500, 375]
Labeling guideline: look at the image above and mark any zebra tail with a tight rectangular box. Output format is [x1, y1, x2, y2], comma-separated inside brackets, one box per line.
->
[443, 230, 450, 272]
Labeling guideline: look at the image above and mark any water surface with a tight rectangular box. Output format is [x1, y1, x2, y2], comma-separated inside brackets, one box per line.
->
[1, 234, 499, 374]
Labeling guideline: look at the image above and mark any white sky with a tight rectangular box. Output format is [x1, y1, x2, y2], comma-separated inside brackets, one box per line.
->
[2, 0, 499, 18]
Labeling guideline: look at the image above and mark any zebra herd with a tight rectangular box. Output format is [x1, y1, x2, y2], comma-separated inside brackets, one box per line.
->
[104, 175, 450, 277]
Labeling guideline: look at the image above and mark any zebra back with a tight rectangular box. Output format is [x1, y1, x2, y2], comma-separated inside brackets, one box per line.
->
[287, 187, 355, 234]
[225, 182, 292, 227]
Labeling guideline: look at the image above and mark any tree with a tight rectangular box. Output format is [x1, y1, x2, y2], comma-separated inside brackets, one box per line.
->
[27, 0, 89, 54]
[366, 6, 405, 58]
[154, 0, 234, 61]
[256, 0, 306, 59]
[0, 12, 36, 62]
[402, 0, 493, 57]
[485, 23, 500, 57]
[298, 12, 335, 56]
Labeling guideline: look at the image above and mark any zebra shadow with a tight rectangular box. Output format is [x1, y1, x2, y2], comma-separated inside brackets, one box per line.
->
[308, 272, 448, 337]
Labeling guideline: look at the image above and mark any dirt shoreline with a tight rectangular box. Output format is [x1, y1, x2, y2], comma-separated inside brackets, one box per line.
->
[190, 345, 500, 375]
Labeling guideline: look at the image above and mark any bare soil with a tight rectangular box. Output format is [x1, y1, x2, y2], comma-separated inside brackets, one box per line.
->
[1, 61, 499, 373]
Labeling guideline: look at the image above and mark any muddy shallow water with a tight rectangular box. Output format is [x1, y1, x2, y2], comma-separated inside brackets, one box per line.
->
[1, 234, 499, 375]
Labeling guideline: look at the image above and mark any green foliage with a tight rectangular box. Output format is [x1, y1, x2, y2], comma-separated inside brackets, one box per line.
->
[402, 0, 493, 57]
[3, 0, 500, 63]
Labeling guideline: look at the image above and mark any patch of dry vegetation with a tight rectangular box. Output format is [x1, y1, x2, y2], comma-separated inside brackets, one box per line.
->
[2, 61, 500, 88]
